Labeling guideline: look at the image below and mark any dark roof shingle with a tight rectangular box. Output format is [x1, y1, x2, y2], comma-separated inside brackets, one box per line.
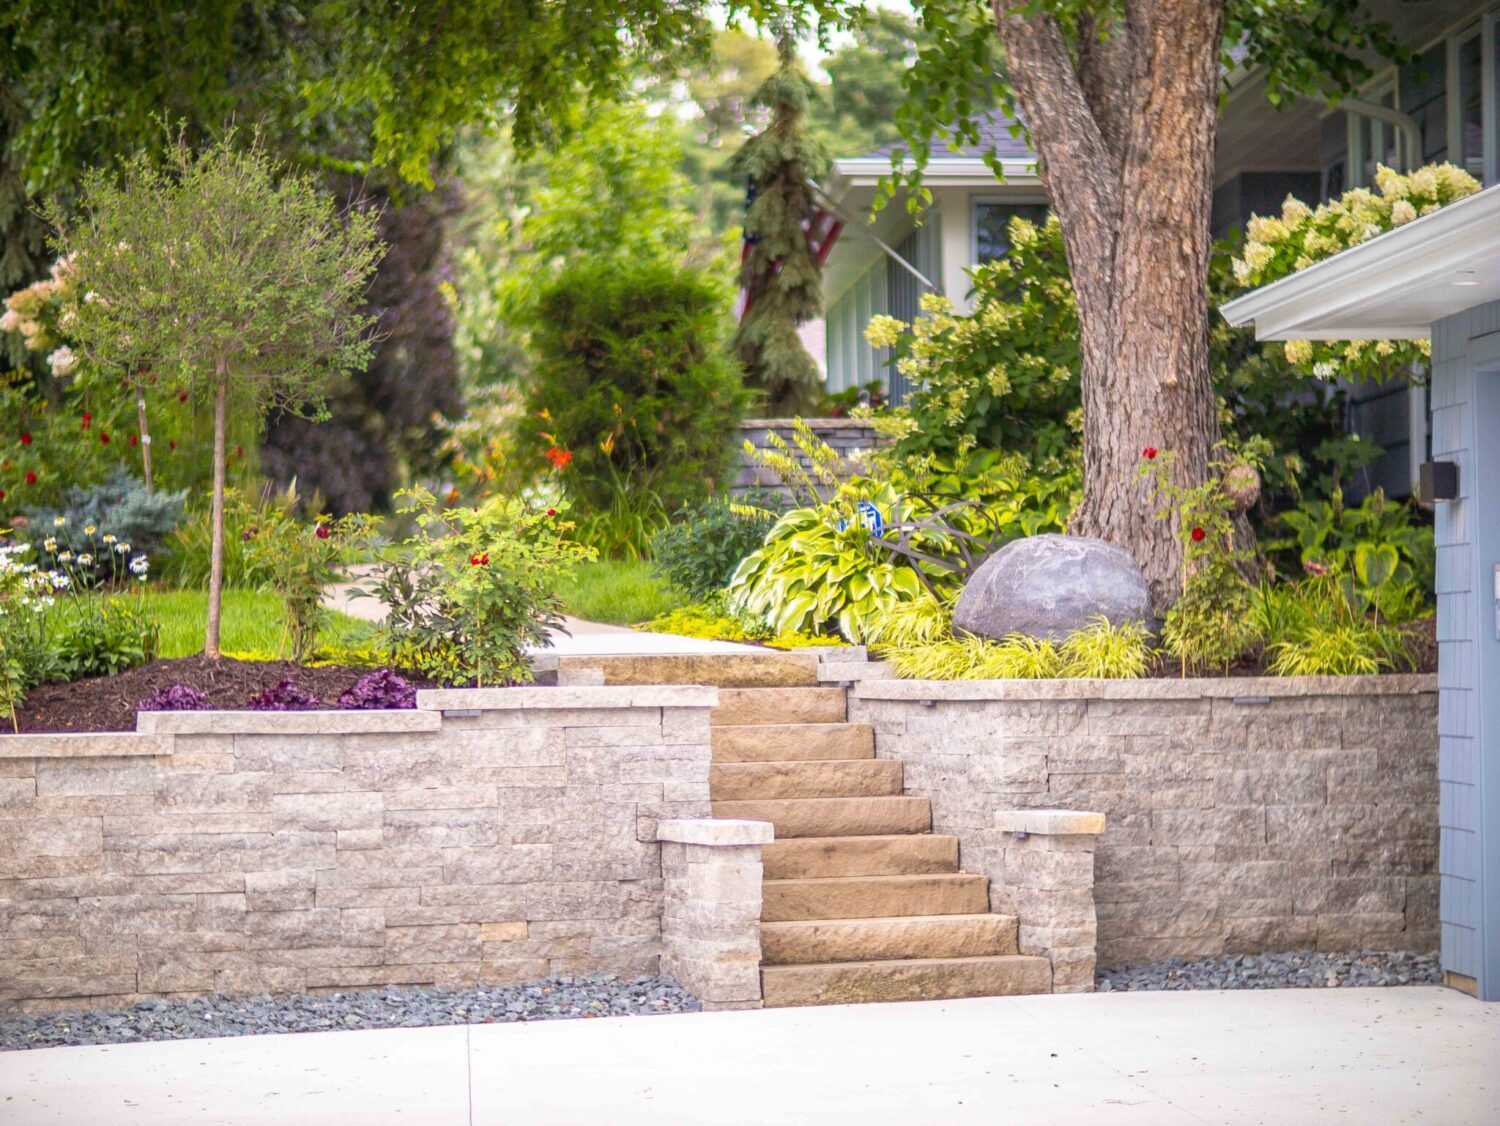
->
[859, 109, 1034, 161]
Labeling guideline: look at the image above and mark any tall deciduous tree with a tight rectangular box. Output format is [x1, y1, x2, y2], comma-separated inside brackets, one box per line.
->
[732, 36, 830, 414]
[50, 134, 382, 655]
[892, 0, 1401, 604]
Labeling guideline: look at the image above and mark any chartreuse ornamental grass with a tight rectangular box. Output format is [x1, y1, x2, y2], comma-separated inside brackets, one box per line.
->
[556, 560, 681, 626]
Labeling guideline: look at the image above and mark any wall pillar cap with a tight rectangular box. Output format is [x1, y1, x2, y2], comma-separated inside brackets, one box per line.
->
[657, 819, 774, 846]
[995, 809, 1105, 836]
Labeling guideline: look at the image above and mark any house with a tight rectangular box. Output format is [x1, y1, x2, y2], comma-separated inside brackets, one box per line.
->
[816, 0, 1500, 498]
[1222, 181, 1500, 1003]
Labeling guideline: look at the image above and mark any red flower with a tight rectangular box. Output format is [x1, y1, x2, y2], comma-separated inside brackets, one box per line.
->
[129, 434, 139, 447]
[178, 390, 189, 403]
[235, 445, 244, 459]
[24, 471, 36, 485]
[315, 525, 330, 540]
[546, 508, 557, 517]
[81, 414, 92, 430]
[1142, 446, 1158, 460]
[0, 490, 5, 501]
[19, 432, 31, 446]
[544, 446, 573, 469]
[99, 432, 110, 445]
[469, 552, 490, 566]
[168, 439, 177, 450]
[1191, 527, 1206, 542]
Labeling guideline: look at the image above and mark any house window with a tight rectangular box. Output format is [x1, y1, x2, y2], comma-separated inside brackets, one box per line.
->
[1452, 25, 1488, 179]
[973, 201, 1049, 265]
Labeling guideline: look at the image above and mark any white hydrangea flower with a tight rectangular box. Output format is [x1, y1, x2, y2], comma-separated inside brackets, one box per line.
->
[0, 309, 19, 334]
[48, 346, 79, 375]
[1391, 200, 1417, 225]
[1313, 361, 1338, 380]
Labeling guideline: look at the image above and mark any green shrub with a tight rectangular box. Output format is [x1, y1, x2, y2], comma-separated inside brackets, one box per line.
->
[519, 258, 748, 527]
[728, 480, 926, 642]
[26, 470, 185, 568]
[1250, 570, 1416, 677]
[242, 510, 376, 661]
[48, 594, 158, 681]
[652, 495, 777, 601]
[369, 488, 594, 686]
[1269, 487, 1434, 608]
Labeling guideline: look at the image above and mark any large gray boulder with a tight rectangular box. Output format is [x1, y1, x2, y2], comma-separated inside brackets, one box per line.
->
[954, 533, 1151, 641]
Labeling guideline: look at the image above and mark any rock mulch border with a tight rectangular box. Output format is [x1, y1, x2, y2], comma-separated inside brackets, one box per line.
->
[1096, 951, 1441, 991]
[0, 974, 699, 1051]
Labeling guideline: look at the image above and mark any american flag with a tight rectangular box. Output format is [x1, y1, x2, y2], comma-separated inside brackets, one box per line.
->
[735, 180, 844, 321]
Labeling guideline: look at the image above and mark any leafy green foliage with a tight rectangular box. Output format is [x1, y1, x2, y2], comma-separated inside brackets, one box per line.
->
[728, 480, 926, 641]
[47, 594, 158, 683]
[865, 214, 1078, 468]
[519, 258, 747, 528]
[1140, 445, 1263, 674]
[369, 489, 594, 687]
[652, 496, 778, 601]
[0, 539, 56, 728]
[1269, 488, 1434, 605]
[731, 37, 829, 413]
[1251, 572, 1416, 677]
[1057, 618, 1152, 679]
[242, 511, 375, 662]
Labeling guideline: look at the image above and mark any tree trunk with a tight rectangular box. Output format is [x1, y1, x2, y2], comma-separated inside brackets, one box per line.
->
[135, 392, 153, 495]
[204, 365, 228, 658]
[994, 0, 1229, 609]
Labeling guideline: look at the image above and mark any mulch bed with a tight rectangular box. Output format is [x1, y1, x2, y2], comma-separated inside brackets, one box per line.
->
[12, 656, 434, 734]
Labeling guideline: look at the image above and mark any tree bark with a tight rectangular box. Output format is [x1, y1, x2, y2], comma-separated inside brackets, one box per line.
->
[204, 365, 228, 659]
[993, 0, 1229, 608]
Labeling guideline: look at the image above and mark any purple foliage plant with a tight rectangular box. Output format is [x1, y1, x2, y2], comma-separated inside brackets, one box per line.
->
[337, 669, 417, 710]
[245, 678, 321, 711]
[138, 684, 211, 711]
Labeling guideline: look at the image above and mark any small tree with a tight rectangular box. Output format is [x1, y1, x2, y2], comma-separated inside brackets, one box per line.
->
[49, 133, 382, 657]
[731, 35, 830, 415]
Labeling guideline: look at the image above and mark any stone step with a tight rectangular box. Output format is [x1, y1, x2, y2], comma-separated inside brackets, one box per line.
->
[711, 688, 846, 727]
[760, 914, 1019, 965]
[711, 723, 874, 763]
[558, 652, 820, 688]
[711, 796, 930, 838]
[761, 955, 1052, 1008]
[763, 834, 959, 879]
[762, 874, 990, 922]
[709, 760, 903, 801]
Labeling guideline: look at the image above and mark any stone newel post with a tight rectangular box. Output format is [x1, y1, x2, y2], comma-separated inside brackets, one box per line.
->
[992, 809, 1106, 994]
[657, 819, 773, 1011]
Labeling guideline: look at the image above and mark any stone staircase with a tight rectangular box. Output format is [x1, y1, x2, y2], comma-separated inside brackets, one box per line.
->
[709, 679, 1050, 1007]
[557, 650, 1052, 1007]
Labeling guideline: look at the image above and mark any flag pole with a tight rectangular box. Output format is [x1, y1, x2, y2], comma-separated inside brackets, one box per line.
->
[806, 180, 943, 296]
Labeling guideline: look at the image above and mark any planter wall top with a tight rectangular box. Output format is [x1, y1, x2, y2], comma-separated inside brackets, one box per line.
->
[852, 673, 1438, 703]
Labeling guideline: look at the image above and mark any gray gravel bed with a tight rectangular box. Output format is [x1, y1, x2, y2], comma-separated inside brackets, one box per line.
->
[1096, 950, 1441, 992]
[0, 974, 698, 1052]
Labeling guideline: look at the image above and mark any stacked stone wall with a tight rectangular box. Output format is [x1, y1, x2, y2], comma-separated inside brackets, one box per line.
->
[847, 676, 1439, 964]
[0, 687, 714, 1012]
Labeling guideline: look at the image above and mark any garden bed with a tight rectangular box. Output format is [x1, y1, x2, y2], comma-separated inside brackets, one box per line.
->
[10, 655, 435, 734]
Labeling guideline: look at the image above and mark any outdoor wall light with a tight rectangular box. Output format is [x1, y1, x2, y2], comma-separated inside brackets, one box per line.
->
[1419, 460, 1459, 504]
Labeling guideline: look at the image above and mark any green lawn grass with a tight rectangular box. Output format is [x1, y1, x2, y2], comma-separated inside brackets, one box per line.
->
[147, 589, 375, 658]
[556, 560, 682, 626]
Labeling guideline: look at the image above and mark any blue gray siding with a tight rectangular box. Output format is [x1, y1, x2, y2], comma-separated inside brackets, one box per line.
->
[1431, 298, 1500, 999]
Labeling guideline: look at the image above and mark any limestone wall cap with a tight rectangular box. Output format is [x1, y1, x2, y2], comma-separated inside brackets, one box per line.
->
[657, 819, 774, 846]
[995, 809, 1106, 836]
[417, 685, 719, 712]
[853, 673, 1436, 702]
[0, 732, 172, 759]
[135, 710, 441, 736]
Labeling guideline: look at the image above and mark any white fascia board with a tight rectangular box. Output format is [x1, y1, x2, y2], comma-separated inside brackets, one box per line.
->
[831, 157, 1039, 187]
[1220, 184, 1500, 341]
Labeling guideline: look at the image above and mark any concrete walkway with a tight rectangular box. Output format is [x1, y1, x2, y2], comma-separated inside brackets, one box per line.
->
[3, 988, 1495, 1124]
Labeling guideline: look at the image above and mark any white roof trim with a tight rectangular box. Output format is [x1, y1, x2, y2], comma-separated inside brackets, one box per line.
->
[1220, 184, 1500, 341]
[831, 157, 1039, 187]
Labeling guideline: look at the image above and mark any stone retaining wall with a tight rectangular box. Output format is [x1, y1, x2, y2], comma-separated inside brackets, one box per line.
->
[0, 687, 717, 1012]
[732, 418, 886, 498]
[845, 675, 1439, 965]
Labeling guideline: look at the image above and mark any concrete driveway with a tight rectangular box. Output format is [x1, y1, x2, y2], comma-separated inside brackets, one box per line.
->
[2, 987, 1495, 1125]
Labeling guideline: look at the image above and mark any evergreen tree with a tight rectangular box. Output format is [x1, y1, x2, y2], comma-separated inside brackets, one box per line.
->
[731, 36, 829, 415]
